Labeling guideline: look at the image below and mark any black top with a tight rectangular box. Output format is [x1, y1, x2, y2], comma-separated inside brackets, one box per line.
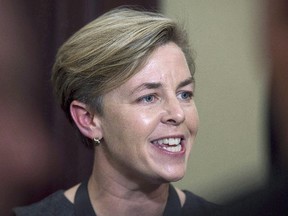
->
[14, 181, 219, 216]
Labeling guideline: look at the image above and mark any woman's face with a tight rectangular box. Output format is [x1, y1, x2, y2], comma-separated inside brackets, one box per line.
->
[98, 42, 199, 184]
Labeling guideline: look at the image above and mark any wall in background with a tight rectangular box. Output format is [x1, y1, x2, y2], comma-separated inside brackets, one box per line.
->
[161, 0, 269, 202]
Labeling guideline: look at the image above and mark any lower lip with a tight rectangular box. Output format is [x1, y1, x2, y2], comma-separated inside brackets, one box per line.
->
[151, 142, 186, 156]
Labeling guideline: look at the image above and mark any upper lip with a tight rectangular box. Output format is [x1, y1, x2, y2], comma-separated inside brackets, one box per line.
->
[150, 135, 185, 143]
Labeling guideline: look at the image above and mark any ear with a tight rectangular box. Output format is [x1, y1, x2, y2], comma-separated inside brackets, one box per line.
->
[70, 100, 103, 140]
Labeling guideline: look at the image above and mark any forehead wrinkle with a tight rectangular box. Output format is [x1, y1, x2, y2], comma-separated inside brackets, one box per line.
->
[130, 82, 162, 96]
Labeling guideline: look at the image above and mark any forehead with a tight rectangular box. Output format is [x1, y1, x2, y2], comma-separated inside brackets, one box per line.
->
[126, 42, 191, 87]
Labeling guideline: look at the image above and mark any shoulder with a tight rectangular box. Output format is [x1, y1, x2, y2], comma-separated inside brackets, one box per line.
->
[181, 190, 221, 216]
[13, 190, 74, 216]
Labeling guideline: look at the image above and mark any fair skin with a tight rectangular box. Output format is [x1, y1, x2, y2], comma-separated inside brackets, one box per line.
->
[67, 42, 199, 216]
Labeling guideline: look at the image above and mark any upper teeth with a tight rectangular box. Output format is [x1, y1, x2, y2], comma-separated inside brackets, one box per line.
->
[153, 138, 181, 146]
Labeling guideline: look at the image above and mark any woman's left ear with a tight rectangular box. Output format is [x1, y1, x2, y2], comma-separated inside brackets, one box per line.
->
[70, 100, 102, 139]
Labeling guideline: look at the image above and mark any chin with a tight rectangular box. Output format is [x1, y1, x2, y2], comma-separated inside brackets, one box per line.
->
[169, 174, 185, 183]
[160, 169, 186, 183]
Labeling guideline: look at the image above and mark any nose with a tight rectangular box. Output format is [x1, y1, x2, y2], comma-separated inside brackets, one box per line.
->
[161, 97, 185, 125]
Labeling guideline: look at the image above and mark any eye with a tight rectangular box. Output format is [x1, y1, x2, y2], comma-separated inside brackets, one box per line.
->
[177, 91, 193, 101]
[137, 94, 158, 104]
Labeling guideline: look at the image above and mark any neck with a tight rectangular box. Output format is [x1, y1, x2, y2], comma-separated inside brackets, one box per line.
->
[88, 152, 170, 216]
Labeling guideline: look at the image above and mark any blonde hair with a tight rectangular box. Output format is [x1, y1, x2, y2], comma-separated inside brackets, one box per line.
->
[51, 7, 195, 145]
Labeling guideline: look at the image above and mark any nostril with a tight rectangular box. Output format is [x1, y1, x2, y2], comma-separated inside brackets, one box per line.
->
[167, 119, 177, 124]
[163, 114, 185, 126]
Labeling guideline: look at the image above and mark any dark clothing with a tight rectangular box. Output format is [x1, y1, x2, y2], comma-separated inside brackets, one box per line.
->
[181, 189, 220, 215]
[14, 184, 218, 216]
[219, 174, 288, 216]
[14, 190, 73, 216]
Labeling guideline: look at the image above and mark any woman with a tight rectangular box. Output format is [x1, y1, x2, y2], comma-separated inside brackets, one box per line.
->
[14, 7, 218, 216]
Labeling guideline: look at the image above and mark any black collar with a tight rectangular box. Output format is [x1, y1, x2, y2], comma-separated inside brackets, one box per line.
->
[74, 179, 182, 216]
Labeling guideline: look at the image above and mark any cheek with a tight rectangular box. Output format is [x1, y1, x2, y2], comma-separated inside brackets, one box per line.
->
[136, 109, 160, 127]
[185, 104, 199, 132]
[102, 107, 160, 143]
[126, 108, 161, 139]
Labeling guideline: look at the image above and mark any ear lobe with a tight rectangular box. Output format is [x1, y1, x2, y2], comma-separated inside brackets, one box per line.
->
[70, 100, 102, 139]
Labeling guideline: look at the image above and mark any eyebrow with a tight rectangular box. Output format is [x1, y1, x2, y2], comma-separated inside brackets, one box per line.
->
[131, 77, 195, 95]
[177, 77, 195, 89]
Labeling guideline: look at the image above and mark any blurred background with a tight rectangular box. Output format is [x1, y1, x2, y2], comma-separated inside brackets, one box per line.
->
[0, 0, 278, 215]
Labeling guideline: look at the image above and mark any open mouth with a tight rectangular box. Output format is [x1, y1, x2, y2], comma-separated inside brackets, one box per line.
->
[151, 137, 184, 153]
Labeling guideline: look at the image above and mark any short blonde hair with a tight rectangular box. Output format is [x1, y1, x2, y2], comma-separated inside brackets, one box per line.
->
[51, 7, 195, 145]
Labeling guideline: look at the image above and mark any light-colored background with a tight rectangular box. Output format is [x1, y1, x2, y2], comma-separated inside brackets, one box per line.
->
[161, 0, 269, 203]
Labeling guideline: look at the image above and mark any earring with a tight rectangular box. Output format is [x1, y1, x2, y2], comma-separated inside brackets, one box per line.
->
[93, 138, 101, 145]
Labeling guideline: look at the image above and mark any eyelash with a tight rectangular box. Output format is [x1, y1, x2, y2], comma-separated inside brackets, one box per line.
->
[137, 94, 159, 104]
[177, 91, 194, 101]
[137, 91, 194, 104]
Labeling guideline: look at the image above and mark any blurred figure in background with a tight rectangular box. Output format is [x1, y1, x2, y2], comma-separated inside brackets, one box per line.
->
[267, 0, 288, 177]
